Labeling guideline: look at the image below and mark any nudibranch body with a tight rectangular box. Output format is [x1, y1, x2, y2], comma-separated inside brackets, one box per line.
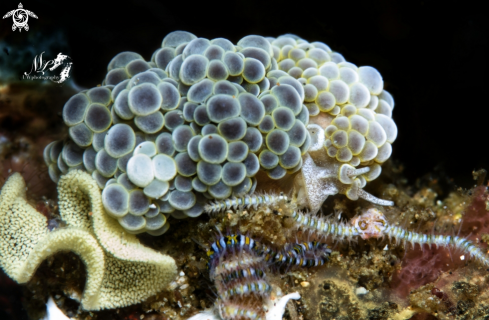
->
[43, 31, 396, 235]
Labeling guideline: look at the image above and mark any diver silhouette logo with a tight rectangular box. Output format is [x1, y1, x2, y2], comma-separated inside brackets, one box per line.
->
[23, 52, 73, 83]
[3, 3, 38, 32]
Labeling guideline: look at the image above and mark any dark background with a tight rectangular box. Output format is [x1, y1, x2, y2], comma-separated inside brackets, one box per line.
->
[0, 0, 487, 319]
[1, 0, 487, 187]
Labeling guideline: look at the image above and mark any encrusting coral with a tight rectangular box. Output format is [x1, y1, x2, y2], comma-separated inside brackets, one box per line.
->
[0, 170, 177, 311]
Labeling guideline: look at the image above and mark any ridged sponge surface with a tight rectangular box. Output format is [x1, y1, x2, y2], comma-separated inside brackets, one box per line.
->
[0, 171, 177, 310]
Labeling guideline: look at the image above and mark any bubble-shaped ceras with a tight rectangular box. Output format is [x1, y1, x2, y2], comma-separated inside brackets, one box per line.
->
[102, 183, 129, 218]
[207, 60, 229, 81]
[128, 83, 162, 116]
[119, 212, 146, 233]
[187, 79, 214, 103]
[207, 94, 241, 122]
[221, 162, 246, 186]
[242, 58, 265, 83]
[242, 127, 263, 153]
[161, 30, 197, 48]
[164, 110, 185, 131]
[279, 146, 301, 169]
[45, 31, 399, 235]
[145, 212, 167, 232]
[104, 124, 136, 158]
[180, 54, 209, 85]
[266, 129, 290, 155]
[223, 52, 244, 76]
[197, 161, 222, 186]
[154, 47, 175, 70]
[213, 80, 238, 96]
[259, 149, 279, 170]
[258, 115, 274, 133]
[62, 141, 84, 167]
[208, 180, 232, 199]
[126, 59, 152, 78]
[63, 93, 90, 127]
[134, 141, 157, 157]
[227, 141, 249, 163]
[238, 93, 265, 126]
[198, 134, 228, 164]
[95, 149, 118, 177]
[114, 89, 134, 120]
[218, 117, 247, 141]
[144, 179, 169, 199]
[127, 154, 154, 188]
[105, 51, 145, 85]
[69, 123, 93, 148]
[82, 147, 97, 173]
[271, 84, 302, 115]
[158, 82, 181, 110]
[155, 132, 175, 156]
[134, 111, 165, 134]
[272, 107, 295, 131]
[263, 33, 398, 210]
[152, 154, 177, 181]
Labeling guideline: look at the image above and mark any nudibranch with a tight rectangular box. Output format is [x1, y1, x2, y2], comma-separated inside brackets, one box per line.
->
[43, 31, 396, 235]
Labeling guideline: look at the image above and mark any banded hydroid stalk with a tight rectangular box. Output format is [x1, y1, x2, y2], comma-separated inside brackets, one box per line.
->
[204, 192, 289, 214]
[207, 192, 489, 267]
[291, 208, 489, 267]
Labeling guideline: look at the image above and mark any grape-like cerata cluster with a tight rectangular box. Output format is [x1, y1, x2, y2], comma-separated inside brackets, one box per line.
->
[44, 31, 396, 235]
[269, 35, 396, 186]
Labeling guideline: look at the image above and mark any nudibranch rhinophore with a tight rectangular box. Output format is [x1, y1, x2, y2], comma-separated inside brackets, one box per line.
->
[43, 31, 396, 235]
